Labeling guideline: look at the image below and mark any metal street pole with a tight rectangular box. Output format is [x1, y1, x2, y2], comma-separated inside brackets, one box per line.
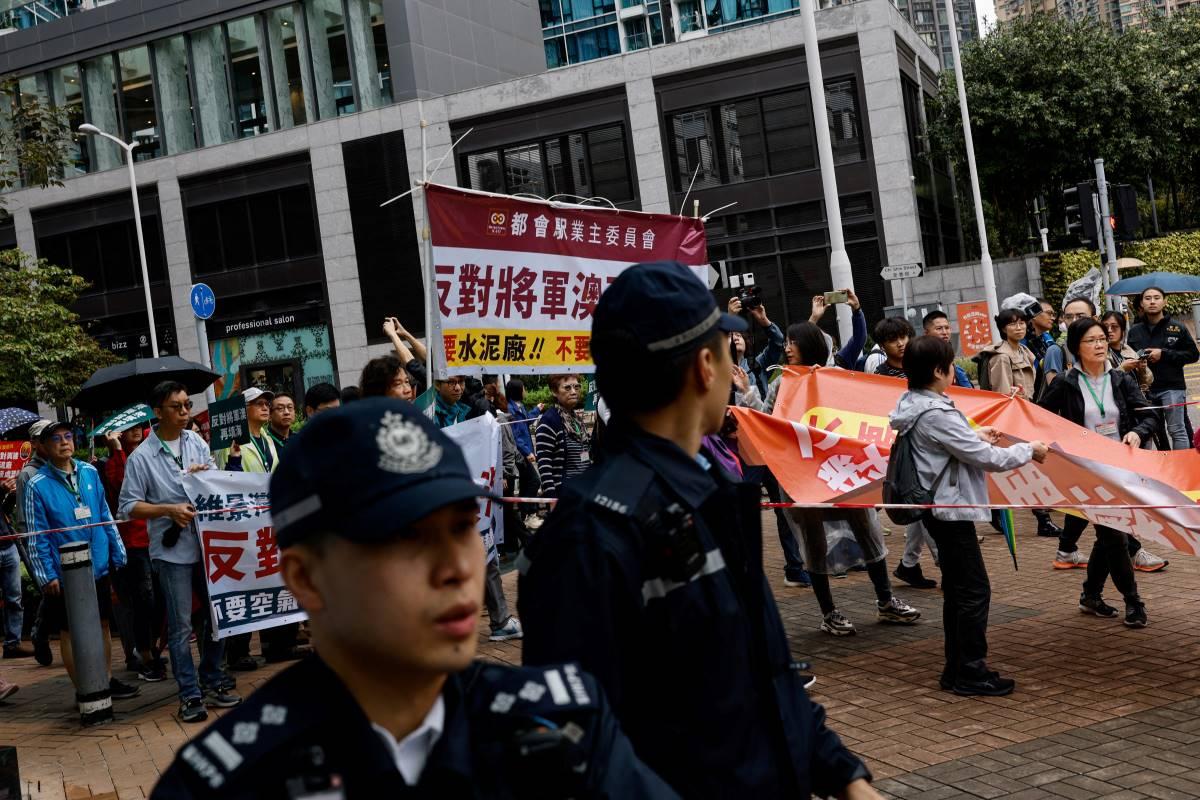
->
[1094, 158, 1122, 311]
[943, 0, 1000, 338]
[79, 124, 158, 357]
[800, 0, 854, 346]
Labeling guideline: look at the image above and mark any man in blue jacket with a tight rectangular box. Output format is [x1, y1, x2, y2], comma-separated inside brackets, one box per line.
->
[24, 421, 139, 700]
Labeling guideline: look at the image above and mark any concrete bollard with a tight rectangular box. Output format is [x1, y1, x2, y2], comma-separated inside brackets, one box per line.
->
[59, 541, 112, 727]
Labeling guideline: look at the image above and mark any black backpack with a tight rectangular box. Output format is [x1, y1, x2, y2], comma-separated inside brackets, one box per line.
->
[882, 409, 955, 525]
[972, 349, 999, 392]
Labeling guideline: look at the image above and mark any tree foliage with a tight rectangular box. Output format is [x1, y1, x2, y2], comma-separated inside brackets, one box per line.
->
[927, 11, 1200, 254]
[0, 81, 73, 196]
[0, 251, 119, 407]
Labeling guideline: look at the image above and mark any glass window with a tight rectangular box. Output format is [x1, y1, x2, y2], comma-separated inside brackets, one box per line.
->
[82, 55, 122, 171]
[226, 16, 272, 138]
[762, 89, 814, 173]
[49, 65, 90, 176]
[68, 230, 103, 293]
[153, 36, 197, 155]
[98, 222, 136, 291]
[118, 47, 160, 161]
[248, 191, 286, 262]
[305, 0, 355, 118]
[718, 98, 765, 182]
[544, 37, 567, 69]
[190, 24, 235, 146]
[567, 133, 591, 198]
[826, 80, 864, 165]
[670, 110, 720, 192]
[586, 126, 632, 203]
[265, 4, 312, 128]
[346, 0, 391, 110]
[219, 199, 253, 270]
[281, 185, 319, 257]
[565, 24, 619, 63]
[503, 143, 545, 197]
[464, 151, 504, 193]
[188, 205, 223, 274]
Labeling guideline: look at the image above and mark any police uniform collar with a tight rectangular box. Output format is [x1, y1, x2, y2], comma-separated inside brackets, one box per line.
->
[609, 421, 717, 510]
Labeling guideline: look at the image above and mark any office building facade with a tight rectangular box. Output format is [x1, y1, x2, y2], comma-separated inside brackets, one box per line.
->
[0, 0, 958, 400]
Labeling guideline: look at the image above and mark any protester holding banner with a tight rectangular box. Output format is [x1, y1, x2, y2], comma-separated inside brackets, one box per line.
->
[103, 426, 166, 682]
[522, 261, 879, 800]
[982, 309, 1037, 398]
[24, 421, 140, 702]
[118, 382, 241, 723]
[154, 397, 677, 799]
[360, 354, 416, 402]
[1127, 286, 1200, 450]
[533, 374, 590, 498]
[382, 315, 429, 394]
[890, 336, 1049, 696]
[1039, 319, 1160, 627]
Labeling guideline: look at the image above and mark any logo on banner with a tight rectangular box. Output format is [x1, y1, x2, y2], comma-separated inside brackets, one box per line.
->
[377, 411, 443, 474]
[487, 211, 507, 235]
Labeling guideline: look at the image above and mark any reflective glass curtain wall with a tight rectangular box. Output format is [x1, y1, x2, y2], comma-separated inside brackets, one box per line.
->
[2, 0, 387, 183]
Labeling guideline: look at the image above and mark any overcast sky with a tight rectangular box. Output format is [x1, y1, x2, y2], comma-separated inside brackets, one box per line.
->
[976, 0, 997, 32]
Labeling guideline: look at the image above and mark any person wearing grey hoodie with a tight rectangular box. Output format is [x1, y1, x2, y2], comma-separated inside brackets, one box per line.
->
[889, 336, 1049, 697]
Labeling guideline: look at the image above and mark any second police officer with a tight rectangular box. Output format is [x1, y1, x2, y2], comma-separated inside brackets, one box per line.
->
[518, 261, 881, 799]
[152, 397, 678, 799]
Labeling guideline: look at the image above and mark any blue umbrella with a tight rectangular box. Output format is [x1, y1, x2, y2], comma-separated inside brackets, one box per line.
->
[1106, 271, 1200, 296]
[0, 408, 39, 437]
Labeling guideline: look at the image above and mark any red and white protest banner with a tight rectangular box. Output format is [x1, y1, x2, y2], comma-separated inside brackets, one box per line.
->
[0, 441, 31, 483]
[442, 413, 504, 565]
[425, 183, 708, 375]
[183, 471, 306, 639]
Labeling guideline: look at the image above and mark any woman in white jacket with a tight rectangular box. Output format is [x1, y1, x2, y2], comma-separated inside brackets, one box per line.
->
[889, 336, 1048, 697]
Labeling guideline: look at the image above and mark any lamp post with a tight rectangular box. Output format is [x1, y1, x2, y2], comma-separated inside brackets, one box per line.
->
[77, 123, 158, 358]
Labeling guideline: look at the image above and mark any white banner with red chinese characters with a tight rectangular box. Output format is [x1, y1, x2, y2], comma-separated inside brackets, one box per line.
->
[183, 471, 306, 640]
[442, 413, 504, 564]
[425, 183, 709, 376]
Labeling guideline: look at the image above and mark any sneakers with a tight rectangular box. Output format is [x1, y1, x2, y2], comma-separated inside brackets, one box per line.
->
[179, 697, 208, 723]
[877, 596, 921, 624]
[1133, 549, 1168, 572]
[32, 637, 51, 667]
[204, 687, 243, 708]
[230, 656, 260, 672]
[0, 679, 18, 701]
[1125, 602, 1148, 628]
[489, 617, 523, 642]
[953, 674, 1015, 697]
[2, 645, 34, 659]
[820, 610, 856, 636]
[893, 562, 937, 589]
[784, 569, 812, 588]
[1079, 594, 1119, 618]
[1053, 550, 1088, 570]
[138, 663, 167, 682]
[109, 678, 141, 700]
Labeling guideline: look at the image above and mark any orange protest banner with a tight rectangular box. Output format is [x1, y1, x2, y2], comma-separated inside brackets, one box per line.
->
[957, 300, 991, 357]
[732, 367, 1200, 555]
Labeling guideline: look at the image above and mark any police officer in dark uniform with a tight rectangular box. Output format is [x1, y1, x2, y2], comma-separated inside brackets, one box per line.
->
[152, 397, 678, 799]
[518, 261, 879, 800]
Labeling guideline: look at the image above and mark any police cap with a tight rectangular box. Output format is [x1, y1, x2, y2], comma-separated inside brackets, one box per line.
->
[269, 397, 498, 548]
[592, 261, 747, 359]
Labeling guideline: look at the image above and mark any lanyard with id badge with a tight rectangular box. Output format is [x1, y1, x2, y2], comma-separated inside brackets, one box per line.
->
[1082, 372, 1119, 439]
[55, 470, 91, 520]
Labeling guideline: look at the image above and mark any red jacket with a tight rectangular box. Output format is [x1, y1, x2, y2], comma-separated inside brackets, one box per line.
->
[104, 449, 149, 549]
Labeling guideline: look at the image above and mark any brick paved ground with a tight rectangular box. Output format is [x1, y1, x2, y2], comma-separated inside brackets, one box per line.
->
[4, 511, 1200, 799]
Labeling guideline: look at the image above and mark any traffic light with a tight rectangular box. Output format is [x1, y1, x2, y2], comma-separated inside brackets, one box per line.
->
[1063, 183, 1099, 248]
[1112, 184, 1140, 241]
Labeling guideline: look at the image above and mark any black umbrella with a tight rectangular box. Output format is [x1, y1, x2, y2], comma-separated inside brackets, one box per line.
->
[72, 356, 219, 411]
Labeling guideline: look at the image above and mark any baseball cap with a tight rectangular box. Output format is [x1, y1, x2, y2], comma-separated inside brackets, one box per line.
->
[244, 387, 275, 405]
[39, 421, 71, 440]
[28, 420, 52, 439]
[269, 397, 500, 548]
[591, 261, 747, 358]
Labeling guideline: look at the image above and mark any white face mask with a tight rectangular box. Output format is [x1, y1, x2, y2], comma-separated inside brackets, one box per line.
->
[1059, 321, 1068, 334]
